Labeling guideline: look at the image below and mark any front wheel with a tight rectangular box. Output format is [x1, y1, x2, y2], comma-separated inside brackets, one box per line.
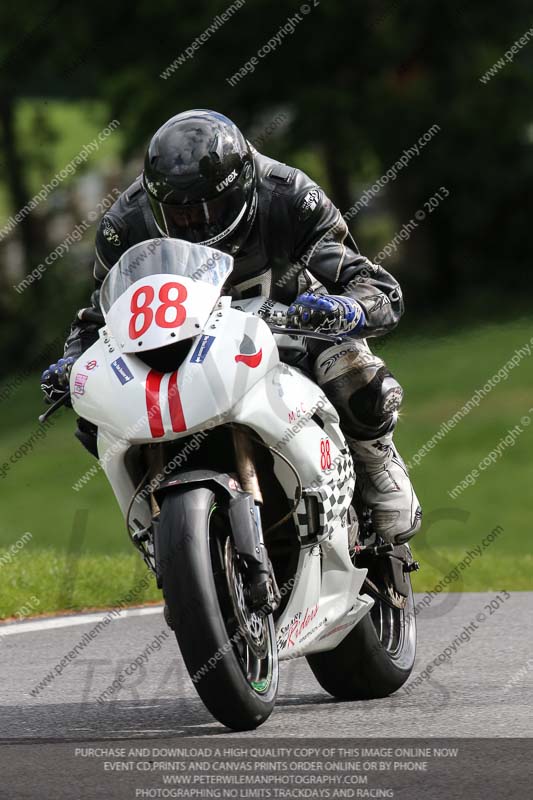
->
[307, 578, 416, 700]
[158, 486, 278, 730]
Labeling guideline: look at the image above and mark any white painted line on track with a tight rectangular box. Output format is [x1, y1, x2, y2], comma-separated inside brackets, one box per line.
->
[0, 604, 164, 636]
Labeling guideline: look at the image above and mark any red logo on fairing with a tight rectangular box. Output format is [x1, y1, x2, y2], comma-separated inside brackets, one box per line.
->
[235, 334, 263, 368]
[235, 350, 263, 368]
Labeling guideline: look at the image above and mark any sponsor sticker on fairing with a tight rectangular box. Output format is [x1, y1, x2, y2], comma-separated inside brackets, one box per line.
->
[190, 335, 215, 364]
[73, 373, 88, 396]
[111, 357, 134, 385]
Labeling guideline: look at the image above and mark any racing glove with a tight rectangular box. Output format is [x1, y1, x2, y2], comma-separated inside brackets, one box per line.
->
[287, 292, 366, 337]
[41, 357, 75, 405]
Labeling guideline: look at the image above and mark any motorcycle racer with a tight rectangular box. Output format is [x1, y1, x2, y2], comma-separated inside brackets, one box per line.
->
[41, 109, 421, 544]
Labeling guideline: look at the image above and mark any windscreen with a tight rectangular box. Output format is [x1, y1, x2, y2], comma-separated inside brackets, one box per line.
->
[100, 238, 233, 313]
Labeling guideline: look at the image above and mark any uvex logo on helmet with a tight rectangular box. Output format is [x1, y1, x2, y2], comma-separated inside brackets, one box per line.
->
[216, 169, 238, 193]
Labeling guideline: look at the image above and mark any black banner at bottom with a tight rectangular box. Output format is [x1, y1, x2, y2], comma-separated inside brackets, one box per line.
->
[1, 738, 530, 799]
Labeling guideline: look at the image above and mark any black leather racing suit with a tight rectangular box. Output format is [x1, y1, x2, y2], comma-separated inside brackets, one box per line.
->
[65, 150, 405, 452]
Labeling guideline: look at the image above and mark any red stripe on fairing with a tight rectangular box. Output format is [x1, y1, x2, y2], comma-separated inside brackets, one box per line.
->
[145, 370, 164, 438]
[168, 371, 187, 432]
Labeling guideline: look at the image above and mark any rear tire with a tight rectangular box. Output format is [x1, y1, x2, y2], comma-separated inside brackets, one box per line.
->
[307, 579, 416, 700]
[158, 486, 278, 730]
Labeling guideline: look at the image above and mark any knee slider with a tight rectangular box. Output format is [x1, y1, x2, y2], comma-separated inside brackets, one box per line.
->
[314, 341, 402, 410]
[347, 367, 403, 430]
[314, 342, 403, 439]
[380, 373, 404, 414]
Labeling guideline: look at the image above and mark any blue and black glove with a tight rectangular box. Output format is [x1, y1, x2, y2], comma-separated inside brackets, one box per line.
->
[41, 357, 75, 405]
[287, 292, 366, 337]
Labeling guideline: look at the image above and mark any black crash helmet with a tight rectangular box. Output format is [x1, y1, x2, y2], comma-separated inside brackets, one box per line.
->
[143, 109, 257, 254]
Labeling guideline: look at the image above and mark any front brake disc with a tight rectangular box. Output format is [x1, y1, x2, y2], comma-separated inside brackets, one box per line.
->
[224, 538, 269, 658]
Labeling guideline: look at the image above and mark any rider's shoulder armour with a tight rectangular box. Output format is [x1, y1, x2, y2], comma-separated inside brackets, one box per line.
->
[125, 178, 144, 204]
[266, 162, 296, 186]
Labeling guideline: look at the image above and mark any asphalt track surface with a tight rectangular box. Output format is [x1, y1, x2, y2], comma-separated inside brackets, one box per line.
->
[0, 592, 531, 797]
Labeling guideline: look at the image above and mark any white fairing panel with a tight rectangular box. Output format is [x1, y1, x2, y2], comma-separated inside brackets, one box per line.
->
[230, 364, 371, 657]
[70, 290, 372, 656]
[70, 298, 280, 443]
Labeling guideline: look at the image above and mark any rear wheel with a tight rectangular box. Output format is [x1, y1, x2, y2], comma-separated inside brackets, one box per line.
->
[307, 577, 416, 700]
[158, 486, 278, 730]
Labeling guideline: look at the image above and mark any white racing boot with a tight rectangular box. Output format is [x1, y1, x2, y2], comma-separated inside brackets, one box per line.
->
[348, 431, 422, 544]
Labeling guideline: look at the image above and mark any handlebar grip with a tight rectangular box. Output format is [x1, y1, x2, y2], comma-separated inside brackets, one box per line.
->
[78, 307, 105, 325]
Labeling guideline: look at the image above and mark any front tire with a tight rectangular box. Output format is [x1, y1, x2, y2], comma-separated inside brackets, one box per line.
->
[158, 486, 278, 730]
[307, 579, 416, 700]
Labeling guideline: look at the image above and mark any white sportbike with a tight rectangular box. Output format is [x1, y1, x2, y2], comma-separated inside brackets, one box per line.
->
[45, 238, 418, 730]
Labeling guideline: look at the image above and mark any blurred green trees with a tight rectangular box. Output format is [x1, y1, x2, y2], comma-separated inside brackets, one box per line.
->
[1, 0, 533, 375]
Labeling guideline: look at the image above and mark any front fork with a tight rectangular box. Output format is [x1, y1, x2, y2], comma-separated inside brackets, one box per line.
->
[129, 429, 280, 607]
[231, 426, 280, 612]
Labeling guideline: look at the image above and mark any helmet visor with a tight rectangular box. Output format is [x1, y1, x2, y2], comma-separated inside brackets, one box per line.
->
[150, 183, 250, 247]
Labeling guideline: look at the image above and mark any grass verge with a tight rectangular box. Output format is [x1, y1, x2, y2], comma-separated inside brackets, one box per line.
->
[1, 547, 530, 620]
[0, 551, 160, 619]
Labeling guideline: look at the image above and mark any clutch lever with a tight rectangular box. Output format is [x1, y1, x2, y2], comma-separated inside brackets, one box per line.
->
[38, 391, 70, 424]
